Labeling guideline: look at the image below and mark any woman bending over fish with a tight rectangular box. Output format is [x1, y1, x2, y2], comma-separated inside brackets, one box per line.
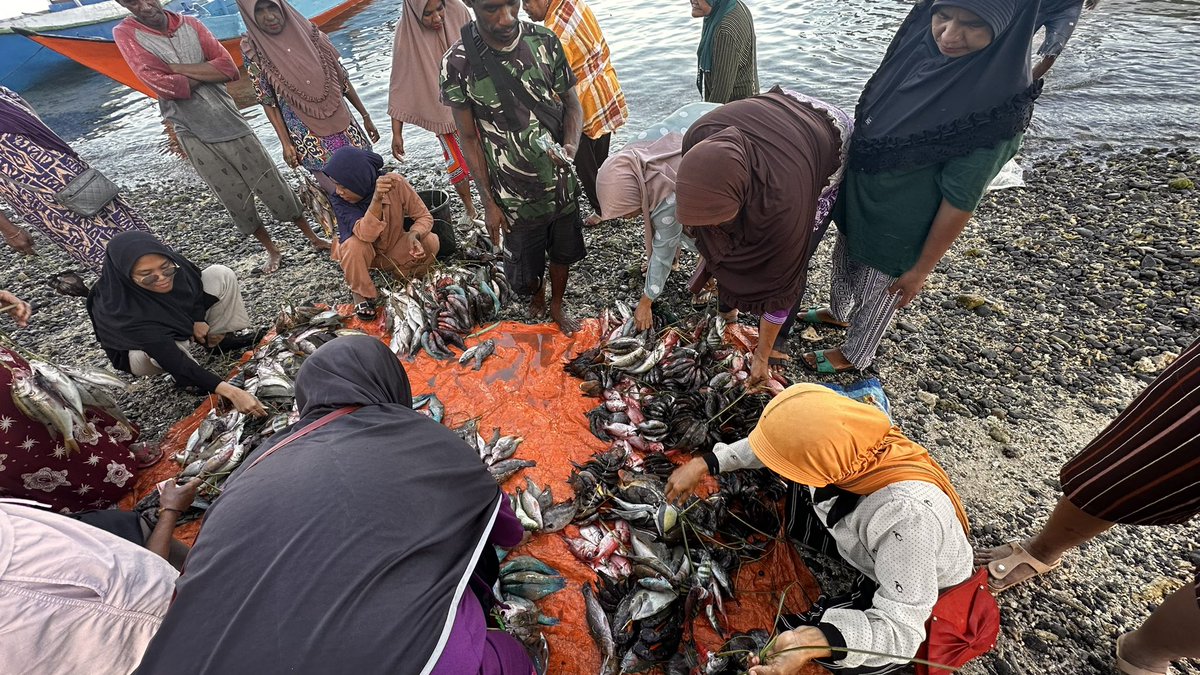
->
[316, 146, 441, 320]
[87, 232, 266, 416]
[667, 384, 990, 674]
[674, 88, 851, 389]
[135, 335, 534, 675]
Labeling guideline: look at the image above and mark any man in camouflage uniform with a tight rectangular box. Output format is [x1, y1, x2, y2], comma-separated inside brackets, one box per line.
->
[442, 0, 585, 335]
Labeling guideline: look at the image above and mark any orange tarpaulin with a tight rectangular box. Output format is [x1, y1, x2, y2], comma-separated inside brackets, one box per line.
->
[123, 312, 825, 674]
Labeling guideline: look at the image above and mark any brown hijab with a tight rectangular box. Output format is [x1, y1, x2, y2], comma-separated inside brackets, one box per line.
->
[676, 89, 840, 314]
[237, 0, 353, 137]
[388, 0, 473, 135]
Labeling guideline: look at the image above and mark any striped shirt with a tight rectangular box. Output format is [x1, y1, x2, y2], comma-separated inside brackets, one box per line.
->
[544, 0, 628, 139]
[702, 0, 759, 104]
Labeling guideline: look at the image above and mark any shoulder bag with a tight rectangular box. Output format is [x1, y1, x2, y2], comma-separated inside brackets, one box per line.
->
[0, 167, 120, 218]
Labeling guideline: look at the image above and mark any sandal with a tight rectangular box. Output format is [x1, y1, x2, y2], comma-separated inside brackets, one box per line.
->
[801, 349, 851, 374]
[354, 301, 377, 321]
[799, 307, 848, 328]
[985, 540, 1062, 593]
[1116, 633, 1168, 675]
[130, 441, 163, 469]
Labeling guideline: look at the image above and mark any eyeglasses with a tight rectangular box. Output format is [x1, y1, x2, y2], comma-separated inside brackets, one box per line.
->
[136, 262, 179, 287]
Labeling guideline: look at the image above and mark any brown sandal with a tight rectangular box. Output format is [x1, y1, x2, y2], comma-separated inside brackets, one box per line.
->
[985, 540, 1062, 593]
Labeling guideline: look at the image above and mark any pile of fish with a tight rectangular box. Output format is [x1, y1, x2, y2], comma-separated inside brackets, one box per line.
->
[562, 457, 787, 674]
[134, 307, 368, 520]
[381, 261, 510, 363]
[567, 305, 785, 459]
[450, 417, 538, 484]
[8, 358, 135, 452]
[497, 554, 565, 674]
[555, 305, 797, 673]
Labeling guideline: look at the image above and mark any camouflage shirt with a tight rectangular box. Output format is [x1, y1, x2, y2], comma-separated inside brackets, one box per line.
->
[441, 22, 579, 228]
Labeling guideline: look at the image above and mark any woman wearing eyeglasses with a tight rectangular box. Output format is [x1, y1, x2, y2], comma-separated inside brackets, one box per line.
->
[87, 232, 266, 416]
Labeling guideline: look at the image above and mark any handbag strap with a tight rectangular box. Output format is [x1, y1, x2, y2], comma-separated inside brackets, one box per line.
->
[245, 405, 359, 471]
[460, 24, 564, 143]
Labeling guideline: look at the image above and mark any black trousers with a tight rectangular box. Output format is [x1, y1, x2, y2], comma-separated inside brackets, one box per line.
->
[574, 132, 612, 215]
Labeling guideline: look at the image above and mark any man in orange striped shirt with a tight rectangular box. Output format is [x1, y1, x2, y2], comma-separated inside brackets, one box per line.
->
[523, 0, 628, 226]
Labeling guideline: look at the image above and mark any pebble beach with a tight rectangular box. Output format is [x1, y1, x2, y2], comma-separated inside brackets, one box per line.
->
[1, 144, 1198, 674]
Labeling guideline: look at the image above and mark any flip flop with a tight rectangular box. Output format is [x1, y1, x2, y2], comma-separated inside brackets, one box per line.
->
[801, 349, 848, 374]
[1116, 633, 1168, 675]
[799, 307, 848, 328]
[130, 441, 163, 469]
[354, 301, 377, 321]
[985, 541, 1062, 593]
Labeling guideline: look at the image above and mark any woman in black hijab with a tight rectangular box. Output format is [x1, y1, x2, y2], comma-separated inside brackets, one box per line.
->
[135, 335, 532, 675]
[799, 0, 1085, 375]
[86, 232, 264, 415]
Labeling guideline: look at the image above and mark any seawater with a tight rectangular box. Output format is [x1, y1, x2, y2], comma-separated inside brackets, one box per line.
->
[17, 0, 1200, 181]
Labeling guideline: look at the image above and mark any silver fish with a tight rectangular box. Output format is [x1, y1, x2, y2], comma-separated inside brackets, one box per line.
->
[584, 584, 618, 675]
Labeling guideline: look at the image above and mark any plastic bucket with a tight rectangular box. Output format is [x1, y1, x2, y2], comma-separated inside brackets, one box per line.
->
[417, 189, 451, 222]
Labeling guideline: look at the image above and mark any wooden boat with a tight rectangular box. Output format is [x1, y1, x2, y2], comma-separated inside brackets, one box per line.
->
[13, 0, 372, 98]
[0, 0, 171, 92]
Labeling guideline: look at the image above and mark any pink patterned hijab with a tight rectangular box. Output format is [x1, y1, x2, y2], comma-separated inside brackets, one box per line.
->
[237, 0, 352, 137]
[596, 133, 683, 253]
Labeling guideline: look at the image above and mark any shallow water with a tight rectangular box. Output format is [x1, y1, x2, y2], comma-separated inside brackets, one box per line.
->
[17, 0, 1200, 179]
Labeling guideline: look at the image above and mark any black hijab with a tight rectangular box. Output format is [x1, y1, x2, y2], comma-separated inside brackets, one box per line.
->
[86, 232, 215, 352]
[137, 335, 504, 675]
[318, 146, 384, 242]
[850, 0, 1078, 173]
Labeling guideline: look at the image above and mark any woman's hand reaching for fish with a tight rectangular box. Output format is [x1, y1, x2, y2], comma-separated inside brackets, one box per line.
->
[216, 382, 266, 417]
[747, 627, 831, 674]
[634, 295, 654, 331]
[665, 456, 708, 504]
[1, 291, 32, 327]
[159, 476, 203, 513]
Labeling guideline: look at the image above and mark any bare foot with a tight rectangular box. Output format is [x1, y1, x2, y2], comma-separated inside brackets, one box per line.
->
[529, 281, 548, 320]
[550, 301, 580, 336]
[309, 237, 332, 252]
[258, 251, 282, 275]
[583, 214, 603, 228]
[769, 349, 791, 362]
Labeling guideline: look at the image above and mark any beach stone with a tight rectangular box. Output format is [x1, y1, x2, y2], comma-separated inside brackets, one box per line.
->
[1167, 176, 1194, 190]
[956, 293, 988, 310]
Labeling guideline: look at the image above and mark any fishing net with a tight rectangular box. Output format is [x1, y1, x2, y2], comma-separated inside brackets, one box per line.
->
[122, 311, 826, 674]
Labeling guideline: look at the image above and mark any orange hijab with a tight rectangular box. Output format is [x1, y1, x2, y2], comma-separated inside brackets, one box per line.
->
[748, 384, 969, 533]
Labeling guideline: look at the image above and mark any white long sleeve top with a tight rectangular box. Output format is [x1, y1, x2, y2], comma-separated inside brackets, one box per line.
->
[713, 439, 973, 669]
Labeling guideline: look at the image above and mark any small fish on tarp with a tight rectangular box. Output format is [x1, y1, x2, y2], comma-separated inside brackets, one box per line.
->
[411, 393, 445, 423]
[488, 458, 536, 484]
[458, 338, 497, 370]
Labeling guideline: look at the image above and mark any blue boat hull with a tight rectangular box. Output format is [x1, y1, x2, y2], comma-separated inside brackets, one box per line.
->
[0, 17, 125, 91]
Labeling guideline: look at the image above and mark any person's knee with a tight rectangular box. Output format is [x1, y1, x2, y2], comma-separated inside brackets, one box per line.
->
[201, 264, 238, 293]
[423, 232, 441, 258]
